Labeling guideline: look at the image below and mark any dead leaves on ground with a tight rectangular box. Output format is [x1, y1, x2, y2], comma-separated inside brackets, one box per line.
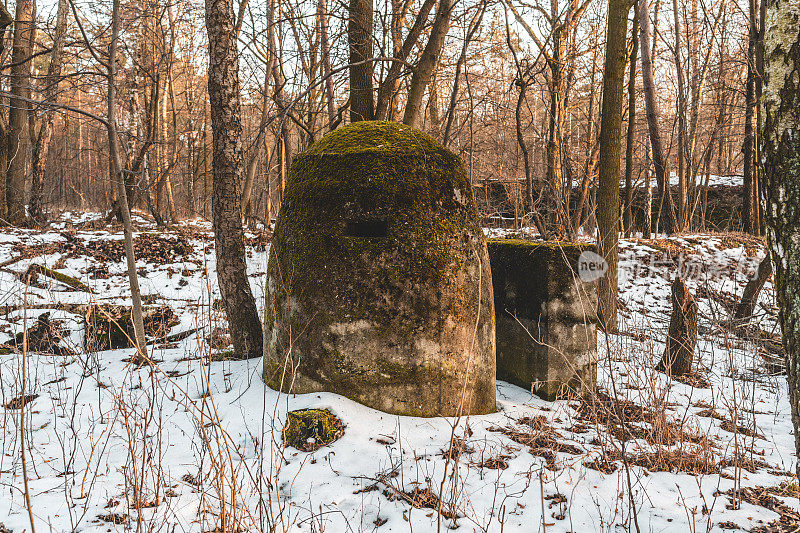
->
[3, 393, 38, 410]
[490, 415, 582, 470]
[10, 231, 195, 267]
[723, 484, 800, 533]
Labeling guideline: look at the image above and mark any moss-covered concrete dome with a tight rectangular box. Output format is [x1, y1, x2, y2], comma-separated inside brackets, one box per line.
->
[263, 121, 495, 417]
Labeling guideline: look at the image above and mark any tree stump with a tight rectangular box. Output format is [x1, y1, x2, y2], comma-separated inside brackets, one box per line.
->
[734, 255, 773, 322]
[656, 277, 698, 376]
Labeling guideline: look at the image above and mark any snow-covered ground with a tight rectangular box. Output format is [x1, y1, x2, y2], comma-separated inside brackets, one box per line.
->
[664, 173, 744, 187]
[0, 215, 793, 532]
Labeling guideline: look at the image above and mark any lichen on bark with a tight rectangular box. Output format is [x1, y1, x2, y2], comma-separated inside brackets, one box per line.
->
[763, 0, 800, 481]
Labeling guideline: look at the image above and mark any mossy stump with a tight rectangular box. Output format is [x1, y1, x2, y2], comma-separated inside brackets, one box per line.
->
[488, 239, 597, 400]
[264, 121, 495, 417]
[282, 409, 344, 451]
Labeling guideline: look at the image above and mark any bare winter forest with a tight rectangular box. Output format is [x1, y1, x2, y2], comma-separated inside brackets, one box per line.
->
[0, 0, 800, 531]
[0, 0, 765, 233]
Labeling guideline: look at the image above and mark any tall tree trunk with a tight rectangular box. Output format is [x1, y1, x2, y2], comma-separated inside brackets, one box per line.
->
[348, 0, 374, 122]
[0, 4, 12, 221]
[644, 139, 652, 237]
[242, 68, 272, 216]
[162, 2, 179, 224]
[7, 0, 35, 225]
[762, 0, 800, 481]
[573, 45, 599, 234]
[672, 0, 688, 231]
[205, 0, 263, 359]
[108, 0, 145, 352]
[624, 6, 639, 237]
[639, 0, 676, 234]
[374, 0, 436, 121]
[318, 0, 337, 130]
[546, 18, 567, 235]
[29, 0, 67, 225]
[754, 0, 765, 235]
[596, 0, 630, 331]
[403, 0, 453, 128]
[743, 0, 758, 234]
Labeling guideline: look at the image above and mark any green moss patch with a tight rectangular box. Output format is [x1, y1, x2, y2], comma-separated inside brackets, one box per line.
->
[268, 120, 480, 326]
[25, 264, 90, 292]
[282, 409, 344, 451]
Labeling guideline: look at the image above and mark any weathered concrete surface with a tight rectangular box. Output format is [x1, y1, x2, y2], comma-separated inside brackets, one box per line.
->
[264, 121, 495, 417]
[488, 240, 597, 400]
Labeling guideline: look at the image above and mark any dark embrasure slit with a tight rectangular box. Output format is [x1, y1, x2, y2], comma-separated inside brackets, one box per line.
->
[345, 219, 388, 238]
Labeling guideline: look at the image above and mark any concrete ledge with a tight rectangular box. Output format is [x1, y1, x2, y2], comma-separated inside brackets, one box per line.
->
[487, 239, 598, 400]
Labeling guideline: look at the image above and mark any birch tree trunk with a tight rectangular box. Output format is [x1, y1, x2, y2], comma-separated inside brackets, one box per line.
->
[762, 0, 800, 480]
[205, 0, 263, 358]
[596, 0, 629, 330]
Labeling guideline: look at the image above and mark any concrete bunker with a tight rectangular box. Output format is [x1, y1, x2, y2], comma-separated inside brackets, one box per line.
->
[263, 121, 496, 417]
[488, 239, 598, 400]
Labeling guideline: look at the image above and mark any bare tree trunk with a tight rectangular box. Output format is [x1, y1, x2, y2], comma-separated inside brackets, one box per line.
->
[546, 19, 567, 235]
[743, 0, 758, 234]
[573, 44, 599, 234]
[205, 0, 263, 359]
[644, 140, 652, 237]
[762, 0, 800, 480]
[348, 0, 374, 121]
[29, 0, 68, 225]
[241, 69, 272, 216]
[639, 0, 676, 234]
[596, 0, 629, 331]
[624, 6, 639, 237]
[754, 0, 765, 236]
[0, 4, 12, 221]
[403, 0, 453, 128]
[162, 2, 179, 224]
[672, 0, 688, 231]
[7, 0, 35, 225]
[108, 0, 146, 352]
[272, 45, 291, 215]
[318, 0, 337, 130]
[374, 0, 436, 121]
[656, 277, 698, 376]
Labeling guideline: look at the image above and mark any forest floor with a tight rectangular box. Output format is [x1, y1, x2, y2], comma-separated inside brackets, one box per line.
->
[0, 212, 795, 532]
